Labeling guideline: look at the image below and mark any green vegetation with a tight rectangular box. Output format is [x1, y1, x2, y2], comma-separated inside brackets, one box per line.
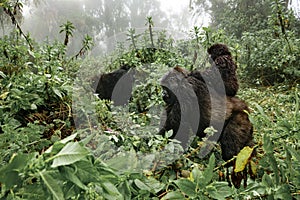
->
[0, 0, 299, 199]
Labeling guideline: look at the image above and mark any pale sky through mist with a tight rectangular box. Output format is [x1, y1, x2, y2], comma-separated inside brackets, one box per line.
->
[159, 0, 189, 14]
[159, 0, 210, 30]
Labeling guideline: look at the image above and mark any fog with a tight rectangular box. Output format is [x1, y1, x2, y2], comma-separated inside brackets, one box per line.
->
[3, 0, 298, 55]
[17, 0, 207, 54]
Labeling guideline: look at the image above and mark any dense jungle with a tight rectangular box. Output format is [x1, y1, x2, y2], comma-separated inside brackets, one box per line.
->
[0, 0, 299, 199]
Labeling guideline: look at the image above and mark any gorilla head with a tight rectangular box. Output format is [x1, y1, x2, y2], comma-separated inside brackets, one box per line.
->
[207, 43, 232, 61]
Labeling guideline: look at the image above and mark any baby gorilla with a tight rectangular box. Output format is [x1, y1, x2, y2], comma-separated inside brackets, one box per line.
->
[159, 66, 254, 161]
[190, 43, 239, 97]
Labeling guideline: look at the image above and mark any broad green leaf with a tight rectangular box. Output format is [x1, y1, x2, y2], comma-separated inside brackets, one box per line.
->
[107, 154, 134, 171]
[51, 142, 90, 167]
[118, 181, 131, 200]
[60, 166, 88, 190]
[45, 133, 78, 154]
[161, 191, 185, 200]
[53, 87, 63, 99]
[262, 174, 274, 188]
[0, 171, 21, 189]
[263, 134, 274, 154]
[106, 149, 138, 171]
[143, 177, 164, 193]
[20, 183, 47, 199]
[39, 171, 64, 200]
[44, 142, 65, 154]
[274, 184, 293, 200]
[243, 182, 266, 194]
[72, 160, 101, 183]
[60, 133, 78, 144]
[102, 181, 123, 199]
[201, 154, 215, 185]
[174, 179, 196, 198]
[206, 182, 234, 200]
[134, 179, 151, 191]
[234, 146, 254, 172]
[0, 153, 34, 188]
[190, 167, 202, 183]
[268, 154, 280, 185]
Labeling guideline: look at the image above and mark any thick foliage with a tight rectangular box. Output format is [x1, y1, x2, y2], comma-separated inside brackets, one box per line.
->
[0, 26, 299, 199]
[0, 32, 74, 164]
[240, 30, 300, 85]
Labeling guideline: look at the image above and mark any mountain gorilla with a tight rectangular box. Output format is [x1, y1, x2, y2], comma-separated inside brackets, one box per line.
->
[159, 66, 254, 162]
[93, 65, 135, 106]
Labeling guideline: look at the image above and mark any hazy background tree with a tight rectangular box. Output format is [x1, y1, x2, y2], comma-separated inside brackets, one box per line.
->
[190, 0, 300, 85]
[190, 0, 300, 38]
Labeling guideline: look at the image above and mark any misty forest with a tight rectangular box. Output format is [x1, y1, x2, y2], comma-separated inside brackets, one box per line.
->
[0, 0, 300, 199]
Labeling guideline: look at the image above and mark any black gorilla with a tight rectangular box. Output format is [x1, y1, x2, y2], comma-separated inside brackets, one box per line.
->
[159, 66, 212, 141]
[93, 65, 135, 106]
[159, 66, 254, 161]
[190, 43, 239, 97]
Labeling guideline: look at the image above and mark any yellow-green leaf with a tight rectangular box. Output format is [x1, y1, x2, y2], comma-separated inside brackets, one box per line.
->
[250, 160, 257, 176]
[234, 146, 254, 173]
[0, 92, 9, 100]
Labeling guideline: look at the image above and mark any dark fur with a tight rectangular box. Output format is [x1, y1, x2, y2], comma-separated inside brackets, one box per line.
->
[94, 65, 134, 106]
[220, 97, 254, 160]
[159, 66, 254, 161]
[190, 43, 239, 97]
[159, 66, 212, 141]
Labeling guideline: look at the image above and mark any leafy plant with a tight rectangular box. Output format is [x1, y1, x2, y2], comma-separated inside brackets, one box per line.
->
[73, 34, 94, 59]
[145, 16, 155, 48]
[59, 21, 75, 46]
